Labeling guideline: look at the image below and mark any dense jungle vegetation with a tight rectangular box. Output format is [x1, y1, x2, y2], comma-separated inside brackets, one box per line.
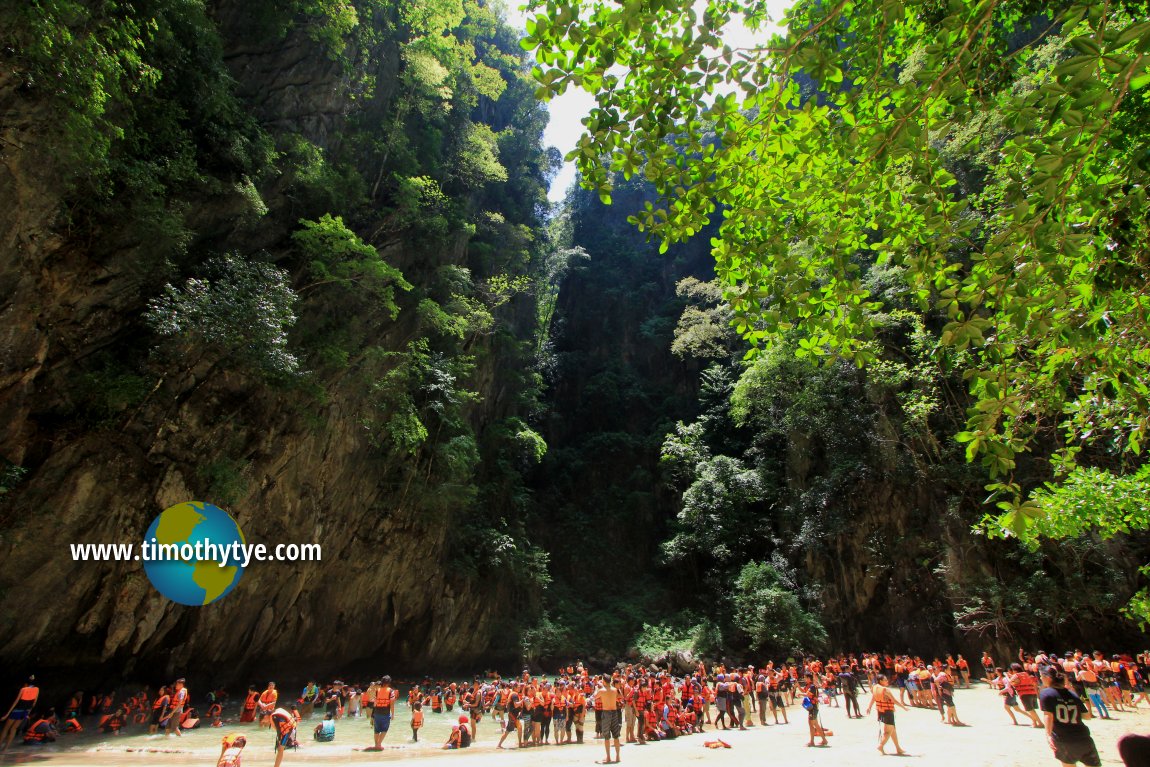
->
[522, 0, 1150, 663]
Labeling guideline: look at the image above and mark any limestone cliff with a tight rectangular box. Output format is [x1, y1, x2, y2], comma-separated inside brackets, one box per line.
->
[0, 0, 548, 689]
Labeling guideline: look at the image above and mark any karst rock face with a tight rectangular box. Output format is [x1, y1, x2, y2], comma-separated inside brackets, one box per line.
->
[0, 1, 522, 688]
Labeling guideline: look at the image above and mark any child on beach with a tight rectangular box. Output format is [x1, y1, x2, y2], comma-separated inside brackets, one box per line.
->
[802, 687, 828, 747]
[217, 734, 246, 767]
[411, 702, 424, 742]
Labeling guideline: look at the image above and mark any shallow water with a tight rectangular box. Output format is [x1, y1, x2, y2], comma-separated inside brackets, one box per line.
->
[2, 700, 505, 765]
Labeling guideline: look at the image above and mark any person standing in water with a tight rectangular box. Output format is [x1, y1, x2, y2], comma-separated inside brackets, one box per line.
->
[594, 675, 621, 764]
[167, 679, 189, 737]
[369, 676, 397, 751]
[271, 707, 296, 767]
[258, 683, 278, 729]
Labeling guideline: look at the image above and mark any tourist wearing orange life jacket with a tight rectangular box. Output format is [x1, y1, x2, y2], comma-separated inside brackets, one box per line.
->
[167, 679, 189, 737]
[102, 704, 128, 733]
[150, 686, 171, 734]
[63, 690, 82, 721]
[217, 733, 246, 767]
[271, 706, 296, 767]
[1, 676, 39, 750]
[240, 686, 258, 723]
[956, 655, 971, 688]
[97, 692, 115, 730]
[410, 702, 424, 742]
[22, 709, 57, 744]
[1008, 663, 1044, 727]
[866, 674, 908, 756]
[257, 683, 278, 729]
[368, 675, 397, 751]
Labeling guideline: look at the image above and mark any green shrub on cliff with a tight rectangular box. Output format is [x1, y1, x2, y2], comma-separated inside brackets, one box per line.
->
[144, 253, 300, 378]
[293, 213, 412, 320]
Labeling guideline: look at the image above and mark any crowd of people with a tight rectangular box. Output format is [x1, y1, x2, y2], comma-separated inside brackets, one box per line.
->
[3, 647, 1149, 767]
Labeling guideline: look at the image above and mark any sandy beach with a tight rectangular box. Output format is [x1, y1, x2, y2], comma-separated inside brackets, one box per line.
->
[0, 685, 1143, 767]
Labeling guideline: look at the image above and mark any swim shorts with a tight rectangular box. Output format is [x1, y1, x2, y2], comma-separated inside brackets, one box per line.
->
[1053, 737, 1101, 767]
[601, 709, 622, 739]
[373, 713, 391, 734]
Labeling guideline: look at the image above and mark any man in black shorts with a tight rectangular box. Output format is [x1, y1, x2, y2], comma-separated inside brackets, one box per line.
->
[593, 675, 621, 764]
[1039, 667, 1099, 767]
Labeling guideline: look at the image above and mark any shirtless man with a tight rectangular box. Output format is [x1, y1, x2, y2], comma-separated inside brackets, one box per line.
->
[593, 675, 621, 764]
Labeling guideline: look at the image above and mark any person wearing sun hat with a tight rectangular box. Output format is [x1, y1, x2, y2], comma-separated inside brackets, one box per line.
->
[444, 714, 471, 749]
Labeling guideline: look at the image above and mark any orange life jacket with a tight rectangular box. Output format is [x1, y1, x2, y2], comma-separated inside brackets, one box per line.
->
[1013, 673, 1038, 696]
[874, 688, 895, 713]
[272, 709, 295, 738]
[412, 710, 424, 727]
[375, 687, 397, 711]
[24, 719, 53, 742]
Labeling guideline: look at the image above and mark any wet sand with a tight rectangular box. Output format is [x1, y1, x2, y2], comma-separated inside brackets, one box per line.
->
[1, 686, 1143, 766]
